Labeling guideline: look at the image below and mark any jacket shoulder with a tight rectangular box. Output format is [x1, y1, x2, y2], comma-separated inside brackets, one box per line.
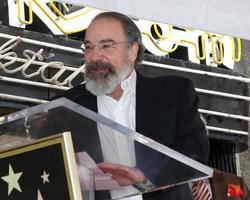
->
[51, 84, 89, 101]
[137, 73, 194, 90]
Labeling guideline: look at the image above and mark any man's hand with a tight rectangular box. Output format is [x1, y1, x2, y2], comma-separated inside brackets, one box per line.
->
[97, 162, 146, 186]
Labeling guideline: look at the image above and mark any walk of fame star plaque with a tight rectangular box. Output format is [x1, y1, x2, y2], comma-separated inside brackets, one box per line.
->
[0, 132, 82, 200]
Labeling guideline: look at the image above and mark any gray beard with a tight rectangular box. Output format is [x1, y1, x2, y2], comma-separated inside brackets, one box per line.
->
[84, 64, 131, 96]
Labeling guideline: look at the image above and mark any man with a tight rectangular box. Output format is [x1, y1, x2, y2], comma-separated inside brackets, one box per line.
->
[55, 12, 209, 199]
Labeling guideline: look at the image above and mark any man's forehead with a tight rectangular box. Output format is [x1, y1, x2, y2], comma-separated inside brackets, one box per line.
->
[85, 18, 125, 41]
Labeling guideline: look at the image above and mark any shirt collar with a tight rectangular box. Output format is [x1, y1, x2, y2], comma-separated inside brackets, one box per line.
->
[121, 70, 136, 94]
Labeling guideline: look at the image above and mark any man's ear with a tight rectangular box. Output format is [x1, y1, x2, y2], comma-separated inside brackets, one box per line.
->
[129, 42, 139, 62]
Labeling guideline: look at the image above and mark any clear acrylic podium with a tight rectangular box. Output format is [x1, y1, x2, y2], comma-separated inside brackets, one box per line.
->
[0, 98, 213, 199]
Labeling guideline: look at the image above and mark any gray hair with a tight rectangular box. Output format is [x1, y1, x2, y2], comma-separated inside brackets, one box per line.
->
[91, 12, 145, 62]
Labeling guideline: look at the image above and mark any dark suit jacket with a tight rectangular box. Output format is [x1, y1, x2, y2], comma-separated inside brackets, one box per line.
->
[54, 72, 209, 200]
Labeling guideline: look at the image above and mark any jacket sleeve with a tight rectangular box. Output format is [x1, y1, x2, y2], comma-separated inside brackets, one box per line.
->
[173, 78, 209, 164]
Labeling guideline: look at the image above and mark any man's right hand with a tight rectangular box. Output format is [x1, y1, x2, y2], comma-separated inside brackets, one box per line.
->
[97, 162, 147, 187]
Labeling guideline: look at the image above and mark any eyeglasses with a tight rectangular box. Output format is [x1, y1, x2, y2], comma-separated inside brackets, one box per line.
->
[81, 41, 130, 54]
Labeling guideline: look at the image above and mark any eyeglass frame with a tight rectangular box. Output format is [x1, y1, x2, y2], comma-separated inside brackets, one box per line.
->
[81, 40, 132, 54]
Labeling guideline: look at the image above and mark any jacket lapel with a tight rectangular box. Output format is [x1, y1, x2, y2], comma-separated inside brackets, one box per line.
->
[72, 84, 98, 112]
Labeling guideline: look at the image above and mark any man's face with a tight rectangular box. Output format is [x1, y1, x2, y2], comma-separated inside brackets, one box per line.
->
[83, 18, 137, 96]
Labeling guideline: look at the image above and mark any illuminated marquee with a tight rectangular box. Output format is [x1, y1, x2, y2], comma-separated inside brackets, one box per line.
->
[8, 1, 242, 69]
[136, 19, 241, 69]
[0, 37, 84, 87]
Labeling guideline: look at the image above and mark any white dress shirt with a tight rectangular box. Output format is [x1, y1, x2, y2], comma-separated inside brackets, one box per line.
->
[97, 70, 142, 200]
